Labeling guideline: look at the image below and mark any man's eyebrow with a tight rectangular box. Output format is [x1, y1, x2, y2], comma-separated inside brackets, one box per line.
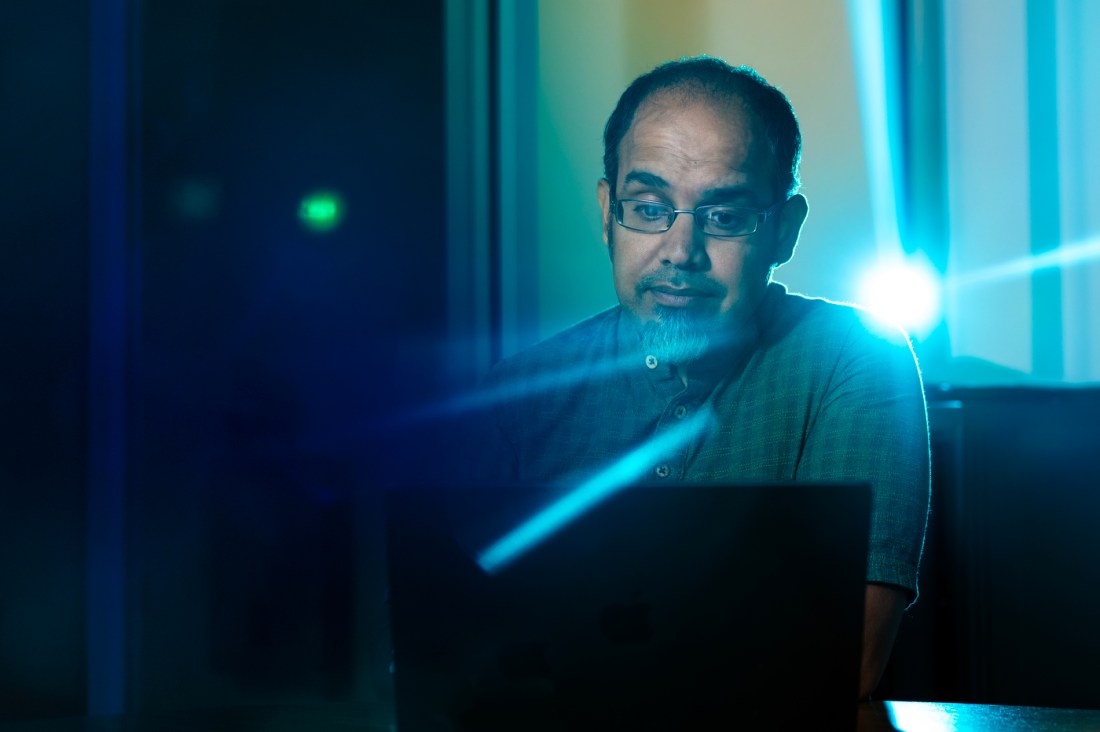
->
[621, 170, 669, 189]
[698, 185, 757, 203]
[620, 174, 761, 204]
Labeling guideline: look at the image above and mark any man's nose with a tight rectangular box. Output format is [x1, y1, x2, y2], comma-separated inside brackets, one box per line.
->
[659, 211, 708, 269]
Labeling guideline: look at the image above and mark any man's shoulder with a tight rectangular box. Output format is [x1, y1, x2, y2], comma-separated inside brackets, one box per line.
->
[492, 306, 622, 378]
[764, 283, 912, 352]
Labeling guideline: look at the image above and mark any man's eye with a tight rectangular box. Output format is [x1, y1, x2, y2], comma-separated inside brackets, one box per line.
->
[704, 207, 752, 231]
[630, 202, 669, 221]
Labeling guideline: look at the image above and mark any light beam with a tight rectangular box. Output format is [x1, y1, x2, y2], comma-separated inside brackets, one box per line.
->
[847, 0, 904, 259]
[947, 236, 1100, 290]
[476, 407, 714, 574]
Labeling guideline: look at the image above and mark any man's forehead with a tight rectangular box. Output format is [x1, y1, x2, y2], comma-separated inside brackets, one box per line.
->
[618, 91, 777, 193]
[623, 109, 756, 157]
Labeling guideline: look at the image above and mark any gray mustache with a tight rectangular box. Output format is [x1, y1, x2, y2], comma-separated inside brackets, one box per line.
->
[636, 268, 725, 296]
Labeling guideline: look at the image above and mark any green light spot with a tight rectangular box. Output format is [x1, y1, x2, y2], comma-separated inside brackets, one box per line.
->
[298, 191, 345, 232]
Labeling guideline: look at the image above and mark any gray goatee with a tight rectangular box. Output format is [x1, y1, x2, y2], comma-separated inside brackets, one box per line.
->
[640, 306, 711, 365]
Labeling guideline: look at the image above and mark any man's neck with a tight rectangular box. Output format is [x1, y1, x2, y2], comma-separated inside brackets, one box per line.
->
[669, 304, 768, 387]
[672, 340, 745, 387]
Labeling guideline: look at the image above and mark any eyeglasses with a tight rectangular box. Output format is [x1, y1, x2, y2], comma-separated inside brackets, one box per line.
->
[611, 198, 784, 238]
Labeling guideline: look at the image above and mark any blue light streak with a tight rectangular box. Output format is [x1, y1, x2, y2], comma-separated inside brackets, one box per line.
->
[476, 408, 714, 574]
[847, 0, 904, 258]
[948, 236, 1100, 290]
[386, 326, 750, 429]
[392, 351, 636, 427]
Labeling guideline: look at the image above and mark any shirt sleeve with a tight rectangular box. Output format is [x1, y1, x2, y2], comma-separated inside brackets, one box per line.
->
[795, 311, 931, 603]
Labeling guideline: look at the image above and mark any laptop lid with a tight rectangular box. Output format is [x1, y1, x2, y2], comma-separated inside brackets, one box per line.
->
[385, 481, 870, 731]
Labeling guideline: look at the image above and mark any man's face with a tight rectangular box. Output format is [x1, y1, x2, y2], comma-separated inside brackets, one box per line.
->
[597, 91, 807, 348]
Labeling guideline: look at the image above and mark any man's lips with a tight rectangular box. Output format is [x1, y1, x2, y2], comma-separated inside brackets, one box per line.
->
[648, 285, 717, 307]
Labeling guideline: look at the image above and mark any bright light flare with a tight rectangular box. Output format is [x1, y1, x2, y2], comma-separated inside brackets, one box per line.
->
[857, 255, 942, 337]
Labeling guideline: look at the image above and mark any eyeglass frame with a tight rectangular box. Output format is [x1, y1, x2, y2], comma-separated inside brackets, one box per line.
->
[609, 197, 787, 238]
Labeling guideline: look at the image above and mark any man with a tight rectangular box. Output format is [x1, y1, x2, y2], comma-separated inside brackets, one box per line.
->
[466, 56, 930, 700]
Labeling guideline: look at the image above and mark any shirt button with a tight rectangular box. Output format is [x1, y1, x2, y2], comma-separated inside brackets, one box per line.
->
[655, 464, 671, 479]
[645, 354, 658, 369]
[674, 405, 688, 420]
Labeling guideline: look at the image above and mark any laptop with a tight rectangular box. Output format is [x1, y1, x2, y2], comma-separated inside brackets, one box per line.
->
[385, 481, 870, 731]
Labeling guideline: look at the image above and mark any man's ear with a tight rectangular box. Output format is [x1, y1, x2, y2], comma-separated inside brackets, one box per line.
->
[597, 178, 613, 248]
[773, 193, 808, 267]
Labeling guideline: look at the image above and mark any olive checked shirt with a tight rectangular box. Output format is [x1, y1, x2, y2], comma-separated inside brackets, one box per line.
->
[469, 282, 931, 599]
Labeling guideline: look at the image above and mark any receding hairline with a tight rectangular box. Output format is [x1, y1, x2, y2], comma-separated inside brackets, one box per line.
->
[630, 82, 768, 130]
[617, 84, 783, 183]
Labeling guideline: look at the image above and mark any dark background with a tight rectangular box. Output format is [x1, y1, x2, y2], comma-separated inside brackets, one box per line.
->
[2, 0, 445, 721]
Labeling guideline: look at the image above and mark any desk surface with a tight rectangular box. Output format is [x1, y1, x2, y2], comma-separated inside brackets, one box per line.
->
[861, 701, 1100, 731]
[3, 701, 1100, 731]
